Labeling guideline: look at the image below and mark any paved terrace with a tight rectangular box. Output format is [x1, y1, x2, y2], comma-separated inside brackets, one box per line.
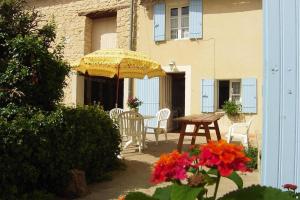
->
[79, 133, 259, 200]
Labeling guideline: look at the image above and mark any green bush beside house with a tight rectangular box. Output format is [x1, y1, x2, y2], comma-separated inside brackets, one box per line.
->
[0, 1, 122, 199]
[0, 105, 121, 199]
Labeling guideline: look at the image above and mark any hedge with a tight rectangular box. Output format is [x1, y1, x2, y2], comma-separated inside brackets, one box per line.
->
[0, 104, 121, 199]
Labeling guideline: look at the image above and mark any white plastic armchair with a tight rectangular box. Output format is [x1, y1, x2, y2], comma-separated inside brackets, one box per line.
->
[146, 108, 171, 144]
[225, 118, 253, 149]
[118, 111, 145, 153]
[109, 108, 124, 122]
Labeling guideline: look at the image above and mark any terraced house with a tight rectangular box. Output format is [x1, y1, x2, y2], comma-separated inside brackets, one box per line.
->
[27, 0, 262, 139]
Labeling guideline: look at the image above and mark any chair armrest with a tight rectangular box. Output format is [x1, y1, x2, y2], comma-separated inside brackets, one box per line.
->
[230, 123, 249, 129]
[146, 126, 156, 130]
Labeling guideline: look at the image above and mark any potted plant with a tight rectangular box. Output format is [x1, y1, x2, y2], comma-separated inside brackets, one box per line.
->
[127, 97, 142, 112]
[222, 100, 241, 117]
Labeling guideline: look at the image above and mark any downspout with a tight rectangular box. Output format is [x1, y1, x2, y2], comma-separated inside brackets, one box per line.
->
[129, 0, 134, 50]
[128, 0, 135, 98]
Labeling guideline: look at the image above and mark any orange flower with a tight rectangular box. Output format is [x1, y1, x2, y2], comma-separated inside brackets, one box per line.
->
[198, 140, 251, 176]
[118, 195, 125, 200]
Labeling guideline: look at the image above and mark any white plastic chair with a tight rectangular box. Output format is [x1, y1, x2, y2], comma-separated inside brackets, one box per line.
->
[109, 108, 124, 122]
[146, 108, 171, 144]
[225, 118, 253, 149]
[118, 111, 145, 153]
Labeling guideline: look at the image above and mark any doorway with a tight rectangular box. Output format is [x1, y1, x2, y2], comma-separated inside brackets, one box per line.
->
[160, 73, 185, 131]
[84, 76, 124, 110]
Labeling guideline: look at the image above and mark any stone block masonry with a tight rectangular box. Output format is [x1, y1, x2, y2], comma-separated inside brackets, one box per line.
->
[26, 0, 135, 105]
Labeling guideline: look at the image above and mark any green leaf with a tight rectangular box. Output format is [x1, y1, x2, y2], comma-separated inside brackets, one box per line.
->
[218, 185, 295, 200]
[153, 185, 172, 200]
[205, 175, 217, 186]
[125, 192, 158, 200]
[171, 183, 205, 200]
[207, 168, 218, 176]
[225, 172, 243, 189]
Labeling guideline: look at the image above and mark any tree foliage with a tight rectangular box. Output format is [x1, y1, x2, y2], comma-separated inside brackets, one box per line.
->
[0, 0, 70, 110]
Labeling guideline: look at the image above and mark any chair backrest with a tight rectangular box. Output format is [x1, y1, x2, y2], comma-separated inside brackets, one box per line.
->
[118, 111, 144, 137]
[109, 108, 124, 121]
[156, 108, 171, 130]
[245, 118, 254, 135]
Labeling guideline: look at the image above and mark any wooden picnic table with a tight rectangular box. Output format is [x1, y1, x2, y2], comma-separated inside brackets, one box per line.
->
[174, 113, 224, 153]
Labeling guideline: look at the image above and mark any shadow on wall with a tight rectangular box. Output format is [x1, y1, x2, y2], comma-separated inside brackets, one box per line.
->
[141, 0, 262, 19]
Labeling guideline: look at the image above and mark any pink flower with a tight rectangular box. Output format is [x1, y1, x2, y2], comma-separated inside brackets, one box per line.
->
[283, 184, 297, 191]
[151, 151, 193, 184]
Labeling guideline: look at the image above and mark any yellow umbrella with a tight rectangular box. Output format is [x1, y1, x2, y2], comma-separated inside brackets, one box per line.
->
[72, 48, 165, 107]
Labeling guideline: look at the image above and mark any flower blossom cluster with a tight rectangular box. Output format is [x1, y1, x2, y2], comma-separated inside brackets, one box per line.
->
[151, 140, 251, 184]
[151, 151, 192, 184]
[198, 140, 251, 176]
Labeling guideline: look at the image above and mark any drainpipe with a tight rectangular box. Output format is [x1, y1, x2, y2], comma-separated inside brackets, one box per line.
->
[128, 0, 134, 98]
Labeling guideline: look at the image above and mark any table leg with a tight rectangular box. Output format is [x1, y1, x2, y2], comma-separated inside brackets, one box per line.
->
[214, 121, 222, 140]
[203, 123, 211, 143]
[177, 123, 187, 153]
[191, 124, 200, 145]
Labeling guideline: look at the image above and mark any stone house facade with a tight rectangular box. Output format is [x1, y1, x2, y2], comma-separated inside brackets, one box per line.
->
[27, 0, 262, 143]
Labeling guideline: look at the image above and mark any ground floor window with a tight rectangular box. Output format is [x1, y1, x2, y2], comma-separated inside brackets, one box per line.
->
[84, 76, 124, 111]
[218, 80, 241, 109]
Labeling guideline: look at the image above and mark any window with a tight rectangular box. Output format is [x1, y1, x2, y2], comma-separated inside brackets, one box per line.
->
[218, 80, 241, 109]
[231, 81, 241, 102]
[170, 6, 189, 39]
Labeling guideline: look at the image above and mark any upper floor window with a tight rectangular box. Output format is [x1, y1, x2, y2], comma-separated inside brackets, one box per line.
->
[170, 6, 189, 39]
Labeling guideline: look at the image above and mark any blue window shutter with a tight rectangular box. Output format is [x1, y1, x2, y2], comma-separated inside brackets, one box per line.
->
[242, 78, 257, 113]
[202, 79, 214, 112]
[153, 2, 166, 42]
[137, 78, 160, 127]
[189, 0, 203, 39]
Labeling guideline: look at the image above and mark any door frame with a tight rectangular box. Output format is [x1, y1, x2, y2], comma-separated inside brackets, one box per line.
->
[162, 65, 192, 116]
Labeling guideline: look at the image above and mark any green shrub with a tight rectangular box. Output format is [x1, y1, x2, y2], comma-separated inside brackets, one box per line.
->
[244, 146, 258, 170]
[0, 104, 121, 199]
[222, 101, 241, 116]
[219, 185, 295, 200]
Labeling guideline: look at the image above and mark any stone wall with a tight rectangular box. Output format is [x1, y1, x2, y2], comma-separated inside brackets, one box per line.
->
[26, 0, 133, 104]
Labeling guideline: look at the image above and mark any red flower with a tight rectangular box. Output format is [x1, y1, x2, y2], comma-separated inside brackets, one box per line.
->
[127, 96, 142, 108]
[283, 184, 297, 191]
[151, 151, 192, 184]
[198, 140, 251, 176]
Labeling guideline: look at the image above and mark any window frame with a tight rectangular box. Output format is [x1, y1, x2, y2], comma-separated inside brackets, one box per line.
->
[229, 80, 241, 103]
[169, 6, 190, 40]
[217, 79, 242, 110]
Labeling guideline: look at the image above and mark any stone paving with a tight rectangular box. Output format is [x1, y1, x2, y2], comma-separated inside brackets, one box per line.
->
[79, 133, 260, 200]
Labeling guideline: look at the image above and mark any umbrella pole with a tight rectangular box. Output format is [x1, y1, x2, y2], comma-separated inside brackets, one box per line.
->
[115, 64, 120, 108]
